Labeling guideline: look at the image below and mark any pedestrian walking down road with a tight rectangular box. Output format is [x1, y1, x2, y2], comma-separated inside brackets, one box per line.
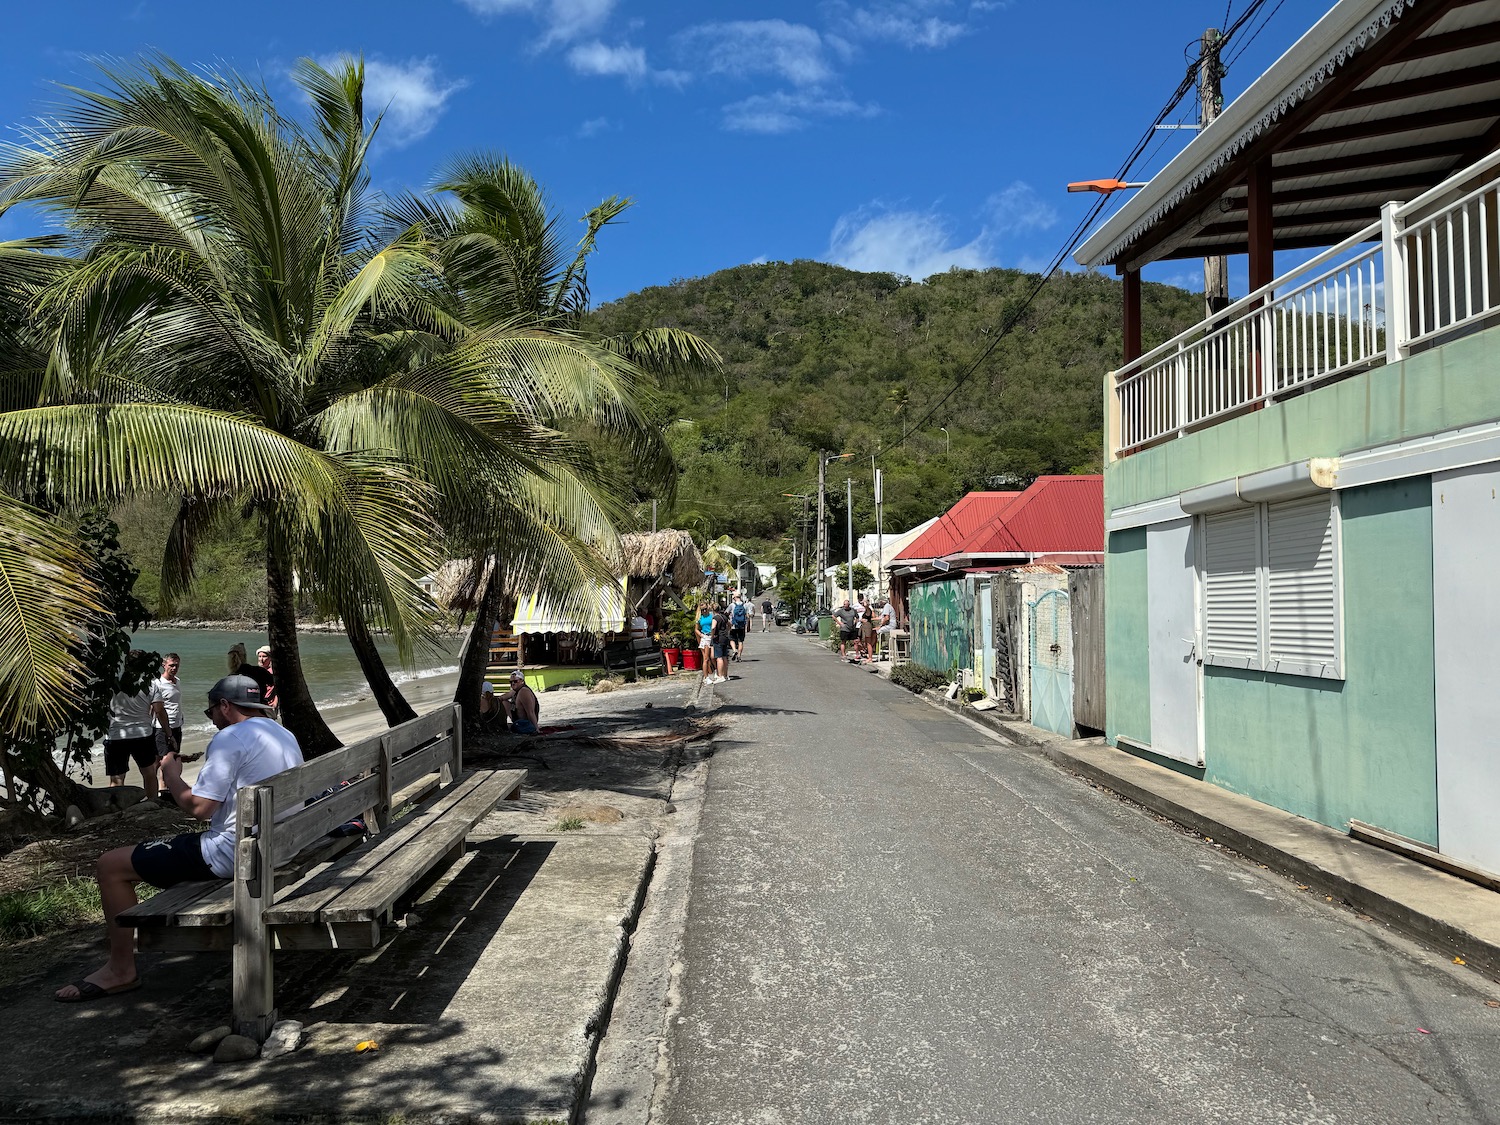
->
[833, 599, 860, 660]
[710, 603, 732, 684]
[729, 593, 750, 662]
[697, 602, 716, 686]
[761, 596, 772, 632]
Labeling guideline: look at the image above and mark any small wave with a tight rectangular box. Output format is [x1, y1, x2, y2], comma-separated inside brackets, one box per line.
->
[390, 663, 461, 687]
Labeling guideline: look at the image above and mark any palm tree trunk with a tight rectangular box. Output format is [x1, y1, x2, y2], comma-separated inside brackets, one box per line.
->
[346, 615, 417, 727]
[455, 562, 507, 724]
[266, 548, 342, 758]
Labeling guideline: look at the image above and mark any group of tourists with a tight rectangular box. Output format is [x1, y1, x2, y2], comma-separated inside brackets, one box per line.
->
[695, 588, 760, 686]
[832, 595, 897, 663]
[478, 670, 540, 734]
[102, 643, 280, 801]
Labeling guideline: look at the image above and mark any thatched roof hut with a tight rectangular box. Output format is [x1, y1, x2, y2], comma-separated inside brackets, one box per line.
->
[620, 530, 705, 589]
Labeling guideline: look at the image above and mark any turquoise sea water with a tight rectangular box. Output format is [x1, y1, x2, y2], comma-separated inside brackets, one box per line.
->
[125, 627, 463, 741]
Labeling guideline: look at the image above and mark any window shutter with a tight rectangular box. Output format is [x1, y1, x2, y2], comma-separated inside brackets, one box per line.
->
[1266, 496, 1341, 678]
[1202, 507, 1261, 667]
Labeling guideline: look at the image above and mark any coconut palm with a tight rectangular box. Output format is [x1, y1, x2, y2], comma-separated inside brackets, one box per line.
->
[368, 157, 722, 717]
[0, 56, 458, 754]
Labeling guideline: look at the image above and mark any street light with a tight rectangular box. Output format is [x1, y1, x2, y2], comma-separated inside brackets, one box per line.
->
[939, 426, 949, 452]
[1066, 179, 1148, 194]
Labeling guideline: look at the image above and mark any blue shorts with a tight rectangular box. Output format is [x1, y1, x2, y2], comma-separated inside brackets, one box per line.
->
[513, 718, 538, 735]
[132, 832, 215, 889]
[711, 642, 728, 660]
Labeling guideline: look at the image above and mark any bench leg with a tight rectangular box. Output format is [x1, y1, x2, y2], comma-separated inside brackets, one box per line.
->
[233, 786, 278, 1042]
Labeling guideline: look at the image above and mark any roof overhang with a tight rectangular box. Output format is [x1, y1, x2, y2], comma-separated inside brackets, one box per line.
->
[1076, 0, 1500, 270]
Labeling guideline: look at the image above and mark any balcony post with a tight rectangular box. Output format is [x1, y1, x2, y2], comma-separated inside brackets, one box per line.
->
[1381, 200, 1410, 364]
[1122, 266, 1142, 363]
[1248, 158, 1274, 405]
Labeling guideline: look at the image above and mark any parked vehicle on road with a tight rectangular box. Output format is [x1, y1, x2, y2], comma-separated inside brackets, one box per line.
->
[774, 601, 794, 626]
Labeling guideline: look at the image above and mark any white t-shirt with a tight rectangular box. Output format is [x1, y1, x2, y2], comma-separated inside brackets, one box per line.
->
[630, 615, 649, 640]
[151, 676, 183, 729]
[106, 691, 154, 741]
[192, 716, 304, 878]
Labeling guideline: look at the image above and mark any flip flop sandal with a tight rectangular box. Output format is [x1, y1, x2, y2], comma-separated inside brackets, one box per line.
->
[56, 978, 141, 1004]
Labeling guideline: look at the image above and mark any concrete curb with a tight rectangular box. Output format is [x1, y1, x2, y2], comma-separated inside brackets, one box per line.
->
[911, 689, 1500, 982]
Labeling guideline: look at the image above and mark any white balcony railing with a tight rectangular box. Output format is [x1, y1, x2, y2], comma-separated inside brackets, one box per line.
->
[1112, 148, 1500, 456]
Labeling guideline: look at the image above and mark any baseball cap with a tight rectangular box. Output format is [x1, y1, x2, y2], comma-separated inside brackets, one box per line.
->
[206, 674, 276, 715]
[256, 645, 272, 657]
[481, 681, 495, 695]
[509, 670, 525, 682]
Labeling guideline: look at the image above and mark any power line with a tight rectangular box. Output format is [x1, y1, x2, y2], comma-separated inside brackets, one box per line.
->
[875, 0, 1281, 461]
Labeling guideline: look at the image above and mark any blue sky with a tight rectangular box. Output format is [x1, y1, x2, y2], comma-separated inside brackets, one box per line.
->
[0, 0, 1325, 303]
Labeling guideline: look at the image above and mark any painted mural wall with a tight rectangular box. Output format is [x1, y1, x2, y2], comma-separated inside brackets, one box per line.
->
[909, 577, 975, 675]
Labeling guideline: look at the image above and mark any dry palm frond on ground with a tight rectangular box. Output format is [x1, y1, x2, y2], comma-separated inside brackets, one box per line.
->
[569, 716, 724, 751]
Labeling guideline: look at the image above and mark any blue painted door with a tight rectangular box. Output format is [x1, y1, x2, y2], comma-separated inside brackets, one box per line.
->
[1029, 589, 1074, 737]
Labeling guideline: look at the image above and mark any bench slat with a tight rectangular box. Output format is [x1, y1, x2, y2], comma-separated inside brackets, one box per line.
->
[389, 736, 453, 795]
[386, 707, 458, 756]
[120, 878, 226, 926]
[266, 769, 522, 926]
[264, 770, 499, 925]
[272, 773, 381, 864]
[258, 739, 382, 809]
[317, 770, 519, 923]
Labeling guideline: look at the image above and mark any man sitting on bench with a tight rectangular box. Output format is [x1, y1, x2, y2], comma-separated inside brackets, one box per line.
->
[54, 675, 302, 1004]
[500, 669, 540, 735]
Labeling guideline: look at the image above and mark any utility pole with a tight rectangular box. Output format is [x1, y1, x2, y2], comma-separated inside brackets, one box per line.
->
[845, 477, 854, 605]
[873, 460, 884, 600]
[1201, 27, 1229, 318]
[816, 452, 828, 606]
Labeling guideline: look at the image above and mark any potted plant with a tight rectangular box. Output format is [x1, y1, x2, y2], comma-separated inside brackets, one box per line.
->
[661, 633, 684, 673]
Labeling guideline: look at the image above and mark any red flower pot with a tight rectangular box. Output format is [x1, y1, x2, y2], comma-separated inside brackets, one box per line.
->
[663, 647, 681, 673]
[680, 647, 702, 672]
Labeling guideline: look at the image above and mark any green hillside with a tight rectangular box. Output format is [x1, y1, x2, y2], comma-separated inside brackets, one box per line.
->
[117, 259, 1201, 617]
[588, 260, 1202, 561]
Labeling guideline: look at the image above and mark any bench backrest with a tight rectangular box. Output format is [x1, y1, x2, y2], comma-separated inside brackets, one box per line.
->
[245, 704, 464, 869]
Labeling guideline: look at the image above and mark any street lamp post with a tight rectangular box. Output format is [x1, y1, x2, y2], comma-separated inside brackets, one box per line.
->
[940, 426, 949, 452]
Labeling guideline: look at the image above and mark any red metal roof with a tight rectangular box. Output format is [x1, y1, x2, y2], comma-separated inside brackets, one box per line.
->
[893, 492, 1020, 561]
[957, 475, 1104, 557]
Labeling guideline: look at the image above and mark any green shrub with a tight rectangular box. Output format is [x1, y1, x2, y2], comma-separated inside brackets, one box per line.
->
[0, 878, 102, 942]
[889, 662, 949, 693]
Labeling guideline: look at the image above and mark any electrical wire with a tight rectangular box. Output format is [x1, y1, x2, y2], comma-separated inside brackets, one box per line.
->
[872, 0, 1282, 460]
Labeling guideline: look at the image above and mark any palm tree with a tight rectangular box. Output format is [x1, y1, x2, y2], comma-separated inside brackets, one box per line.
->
[371, 156, 721, 718]
[0, 56, 447, 754]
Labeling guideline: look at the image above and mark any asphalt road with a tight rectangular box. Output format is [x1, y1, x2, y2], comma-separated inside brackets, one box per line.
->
[662, 627, 1500, 1125]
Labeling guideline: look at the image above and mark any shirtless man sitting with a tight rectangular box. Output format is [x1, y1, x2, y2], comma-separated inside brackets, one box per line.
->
[501, 669, 540, 734]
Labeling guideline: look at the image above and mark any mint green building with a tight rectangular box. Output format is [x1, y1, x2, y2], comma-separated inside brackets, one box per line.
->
[1074, 0, 1500, 878]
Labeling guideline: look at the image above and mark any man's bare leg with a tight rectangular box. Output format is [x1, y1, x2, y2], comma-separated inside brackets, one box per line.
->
[55, 846, 141, 999]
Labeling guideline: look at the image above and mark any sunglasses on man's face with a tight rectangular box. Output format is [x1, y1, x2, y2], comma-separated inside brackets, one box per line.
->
[203, 699, 222, 719]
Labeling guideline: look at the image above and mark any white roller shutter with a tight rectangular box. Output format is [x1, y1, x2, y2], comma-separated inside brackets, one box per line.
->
[1266, 495, 1342, 678]
[1202, 507, 1261, 668]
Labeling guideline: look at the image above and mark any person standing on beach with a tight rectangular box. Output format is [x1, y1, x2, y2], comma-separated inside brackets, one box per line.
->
[55, 675, 300, 1004]
[255, 646, 279, 713]
[150, 654, 184, 796]
[104, 650, 160, 795]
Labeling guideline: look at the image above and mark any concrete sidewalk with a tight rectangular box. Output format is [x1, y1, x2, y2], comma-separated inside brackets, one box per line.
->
[917, 687, 1500, 982]
[0, 676, 705, 1124]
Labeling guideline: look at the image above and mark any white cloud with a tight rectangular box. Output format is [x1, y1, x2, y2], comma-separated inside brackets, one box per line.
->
[456, 0, 616, 45]
[568, 41, 647, 79]
[985, 181, 1058, 235]
[566, 39, 687, 85]
[678, 20, 834, 87]
[826, 205, 992, 279]
[577, 115, 612, 137]
[722, 90, 879, 134]
[840, 9, 967, 48]
[317, 56, 466, 148]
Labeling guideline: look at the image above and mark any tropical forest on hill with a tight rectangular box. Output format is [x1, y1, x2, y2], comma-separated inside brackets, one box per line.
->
[586, 260, 1204, 561]
[112, 259, 1206, 616]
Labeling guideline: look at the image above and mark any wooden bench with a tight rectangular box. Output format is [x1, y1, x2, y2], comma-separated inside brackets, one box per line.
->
[601, 635, 665, 680]
[118, 705, 524, 1041]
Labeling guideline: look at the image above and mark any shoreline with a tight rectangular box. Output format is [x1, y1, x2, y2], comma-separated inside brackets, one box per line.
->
[146, 619, 466, 635]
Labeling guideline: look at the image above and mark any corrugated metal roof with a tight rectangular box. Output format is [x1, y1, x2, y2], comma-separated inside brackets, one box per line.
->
[1075, 0, 1500, 268]
[955, 476, 1105, 557]
[893, 492, 1021, 560]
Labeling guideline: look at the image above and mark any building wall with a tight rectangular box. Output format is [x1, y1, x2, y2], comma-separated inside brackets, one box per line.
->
[1104, 527, 1151, 749]
[1200, 478, 1438, 841]
[1106, 328, 1500, 514]
[908, 577, 975, 675]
